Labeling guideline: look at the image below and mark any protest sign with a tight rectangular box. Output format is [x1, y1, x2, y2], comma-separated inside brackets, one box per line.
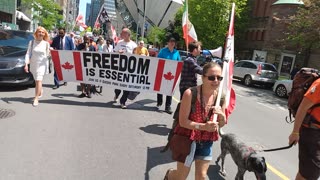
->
[51, 50, 183, 96]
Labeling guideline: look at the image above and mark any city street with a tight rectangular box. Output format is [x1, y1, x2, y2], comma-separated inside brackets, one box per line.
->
[0, 75, 297, 180]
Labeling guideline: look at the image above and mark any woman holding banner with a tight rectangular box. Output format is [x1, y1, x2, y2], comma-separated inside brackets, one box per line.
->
[24, 26, 51, 107]
[164, 62, 226, 180]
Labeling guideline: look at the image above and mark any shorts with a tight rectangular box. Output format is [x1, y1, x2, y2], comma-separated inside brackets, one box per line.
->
[194, 141, 213, 161]
[299, 127, 320, 180]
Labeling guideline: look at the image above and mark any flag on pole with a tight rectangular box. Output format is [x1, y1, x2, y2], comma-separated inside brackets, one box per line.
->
[111, 24, 118, 44]
[215, 3, 236, 122]
[97, 6, 111, 23]
[75, 14, 88, 29]
[95, 6, 118, 42]
[182, 0, 197, 46]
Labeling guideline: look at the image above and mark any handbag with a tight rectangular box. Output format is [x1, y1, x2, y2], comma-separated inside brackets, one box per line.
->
[48, 56, 53, 73]
[169, 134, 192, 163]
[46, 42, 53, 73]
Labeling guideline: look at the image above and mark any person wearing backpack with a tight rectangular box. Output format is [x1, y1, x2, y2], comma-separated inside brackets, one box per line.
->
[289, 78, 320, 180]
[164, 62, 226, 180]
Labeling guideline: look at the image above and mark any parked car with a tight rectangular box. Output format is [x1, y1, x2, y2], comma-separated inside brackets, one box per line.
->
[233, 60, 278, 88]
[178, 50, 188, 60]
[197, 55, 223, 67]
[0, 29, 34, 86]
[273, 79, 292, 98]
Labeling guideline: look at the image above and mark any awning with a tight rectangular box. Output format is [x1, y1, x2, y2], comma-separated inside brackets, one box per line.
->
[16, 11, 31, 22]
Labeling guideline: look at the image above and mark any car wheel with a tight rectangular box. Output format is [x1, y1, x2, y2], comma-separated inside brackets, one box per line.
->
[244, 75, 252, 86]
[275, 85, 287, 98]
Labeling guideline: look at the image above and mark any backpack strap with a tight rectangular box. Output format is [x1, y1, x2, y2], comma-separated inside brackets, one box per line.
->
[190, 86, 198, 113]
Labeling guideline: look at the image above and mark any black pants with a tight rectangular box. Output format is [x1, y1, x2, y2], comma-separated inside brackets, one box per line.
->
[157, 94, 172, 108]
[180, 88, 188, 100]
[114, 89, 130, 105]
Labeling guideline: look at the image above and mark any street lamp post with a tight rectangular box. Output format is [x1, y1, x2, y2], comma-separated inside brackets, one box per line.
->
[141, 0, 147, 38]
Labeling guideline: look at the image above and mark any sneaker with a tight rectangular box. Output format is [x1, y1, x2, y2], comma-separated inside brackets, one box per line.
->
[113, 96, 118, 102]
[78, 93, 86, 98]
[156, 104, 162, 111]
[165, 107, 173, 114]
[63, 82, 68, 86]
[87, 93, 92, 98]
[52, 85, 59, 90]
[120, 104, 127, 109]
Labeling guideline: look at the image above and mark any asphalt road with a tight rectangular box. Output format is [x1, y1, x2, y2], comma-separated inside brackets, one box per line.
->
[0, 75, 297, 180]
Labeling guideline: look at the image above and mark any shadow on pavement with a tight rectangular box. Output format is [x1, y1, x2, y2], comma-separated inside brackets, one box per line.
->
[139, 124, 170, 136]
[207, 163, 226, 180]
[0, 96, 160, 112]
[0, 86, 29, 92]
[145, 146, 173, 180]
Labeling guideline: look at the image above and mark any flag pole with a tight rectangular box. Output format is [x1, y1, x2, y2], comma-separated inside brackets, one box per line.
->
[213, 3, 235, 122]
[186, 0, 189, 52]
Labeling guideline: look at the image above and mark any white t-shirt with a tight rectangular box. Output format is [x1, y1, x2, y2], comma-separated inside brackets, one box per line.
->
[114, 40, 137, 54]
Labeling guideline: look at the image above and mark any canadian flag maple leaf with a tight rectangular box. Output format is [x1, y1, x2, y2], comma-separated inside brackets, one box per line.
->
[62, 62, 74, 70]
[163, 71, 174, 81]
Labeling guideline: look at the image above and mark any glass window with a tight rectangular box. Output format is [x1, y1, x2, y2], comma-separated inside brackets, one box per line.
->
[242, 62, 257, 69]
[262, 64, 277, 72]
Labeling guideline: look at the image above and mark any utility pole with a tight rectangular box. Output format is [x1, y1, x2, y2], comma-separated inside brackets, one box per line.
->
[141, 0, 147, 38]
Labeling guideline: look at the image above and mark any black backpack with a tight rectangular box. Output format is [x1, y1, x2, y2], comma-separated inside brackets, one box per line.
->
[286, 68, 320, 123]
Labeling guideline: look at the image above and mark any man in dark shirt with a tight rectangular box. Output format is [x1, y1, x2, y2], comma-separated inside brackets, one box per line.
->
[290, 64, 300, 80]
[179, 41, 203, 100]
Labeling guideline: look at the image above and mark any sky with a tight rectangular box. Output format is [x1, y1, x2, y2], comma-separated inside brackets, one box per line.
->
[79, 0, 91, 16]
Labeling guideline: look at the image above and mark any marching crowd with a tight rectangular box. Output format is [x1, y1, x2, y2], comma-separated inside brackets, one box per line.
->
[24, 26, 320, 180]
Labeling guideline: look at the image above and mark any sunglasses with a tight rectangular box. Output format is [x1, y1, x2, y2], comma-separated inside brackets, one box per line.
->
[204, 75, 223, 81]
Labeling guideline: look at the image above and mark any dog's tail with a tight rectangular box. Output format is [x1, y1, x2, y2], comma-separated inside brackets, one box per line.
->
[218, 127, 225, 137]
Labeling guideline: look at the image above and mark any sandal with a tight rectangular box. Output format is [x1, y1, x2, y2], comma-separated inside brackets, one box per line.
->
[163, 168, 173, 180]
[32, 100, 39, 107]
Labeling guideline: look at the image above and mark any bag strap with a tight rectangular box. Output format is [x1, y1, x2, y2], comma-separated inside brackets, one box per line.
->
[29, 40, 34, 59]
[190, 86, 198, 113]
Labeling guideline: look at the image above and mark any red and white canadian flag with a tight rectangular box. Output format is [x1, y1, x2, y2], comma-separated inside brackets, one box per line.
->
[111, 25, 119, 44]
[76, 14, 88, 29]
[215, 3, 236, 122]
[51, 50, 83, 82]
[154, 59, 183, 95]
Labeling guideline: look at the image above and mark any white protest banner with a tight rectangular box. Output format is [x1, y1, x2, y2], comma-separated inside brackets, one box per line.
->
[50, 50, 183, 96]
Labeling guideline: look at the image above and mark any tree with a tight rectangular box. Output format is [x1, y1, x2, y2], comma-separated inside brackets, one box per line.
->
[286, 0, 320, 66]
[21, 0, 63, 30]
[146, 26, 166, 47]
[173, 0, 250, 49]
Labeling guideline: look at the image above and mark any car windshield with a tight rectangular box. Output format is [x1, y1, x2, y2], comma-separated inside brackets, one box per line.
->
[0, 30, 33, 56]
[262, 64, 277, 72]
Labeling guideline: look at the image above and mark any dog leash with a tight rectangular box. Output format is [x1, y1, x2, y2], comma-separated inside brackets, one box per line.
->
[262, 143, 295, 152]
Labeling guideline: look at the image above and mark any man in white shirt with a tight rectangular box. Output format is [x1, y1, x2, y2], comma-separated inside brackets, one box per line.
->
[113, 28, 137, 109]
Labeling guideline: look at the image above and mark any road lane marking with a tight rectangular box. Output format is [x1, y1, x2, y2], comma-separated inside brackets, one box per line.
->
[257, 102, 276, 110]
[277, 105, 287, 111]
[173, 95, 290, 180]
[267, 163, 290, 180]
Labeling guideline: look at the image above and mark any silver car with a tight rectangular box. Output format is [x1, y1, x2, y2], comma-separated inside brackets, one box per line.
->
[233, 60, 278, 88]
[273, 79, 292, 98]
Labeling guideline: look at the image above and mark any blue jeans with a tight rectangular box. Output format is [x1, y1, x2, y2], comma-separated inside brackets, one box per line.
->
[54, 71, 60, 87]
